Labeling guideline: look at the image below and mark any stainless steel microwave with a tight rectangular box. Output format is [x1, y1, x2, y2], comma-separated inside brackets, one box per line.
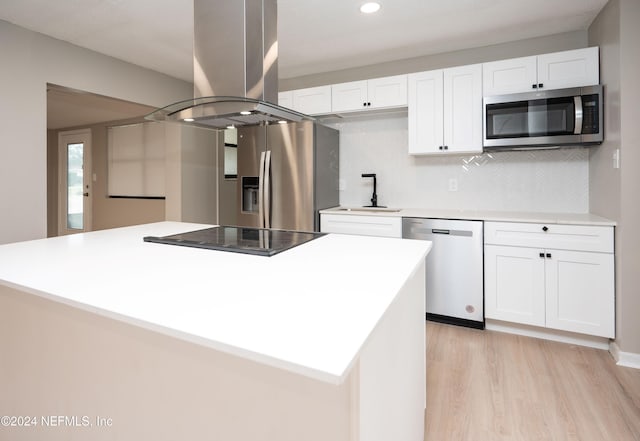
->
[483, 85, 603, 150]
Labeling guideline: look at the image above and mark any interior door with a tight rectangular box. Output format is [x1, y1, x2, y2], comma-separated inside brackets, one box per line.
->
[58, 129, 92, 235]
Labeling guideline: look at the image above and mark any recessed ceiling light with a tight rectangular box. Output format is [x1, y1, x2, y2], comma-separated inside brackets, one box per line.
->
[184, 118, 194, 122]
[226, 124, 235, 129]
[240, 111, 252, 115]
[360, 2, 380, 14]
[277, 120, 287, 124]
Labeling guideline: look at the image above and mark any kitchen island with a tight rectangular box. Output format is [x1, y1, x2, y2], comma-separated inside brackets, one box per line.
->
[0, 222, 431, 441]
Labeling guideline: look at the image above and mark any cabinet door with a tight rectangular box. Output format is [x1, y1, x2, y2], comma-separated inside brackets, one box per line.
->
[367, 75, 408, 109]
[292, 86, 332, 115]
[278, 91, 293, 108]
[407, 70, 444, 155]
[482, 56, 537, 95]
[331, 80, 368, 112]
[444, 64, 483, 153]
[485, 245, 546, 326]
[544, 249, 614, 338]
[537, 47, 599, 91]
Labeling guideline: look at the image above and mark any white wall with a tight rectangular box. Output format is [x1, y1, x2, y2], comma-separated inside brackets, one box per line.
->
[281, 31, 587, 89]
[164, 125, 219, 224]
[0, 20, 192, 244]
[329, 113, 589, 213]
[588, 0, 640, 357]
[617, 0, 640, 358]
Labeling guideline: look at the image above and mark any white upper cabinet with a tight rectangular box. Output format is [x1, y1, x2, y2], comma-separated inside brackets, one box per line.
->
[444, 65, 483, 153]
[331, 80, 368, 112]
[408, 70, 444, 155]
[291, 85, 332, 115]
[332, 75, 407, 113]
[367, 75, 408, 109]
[408, 64, 482, 155]
[482, 56, 537, 96]
[483, 47, 599, 96]
[278, 91, 293, 108]
[537, 47, 600, 91]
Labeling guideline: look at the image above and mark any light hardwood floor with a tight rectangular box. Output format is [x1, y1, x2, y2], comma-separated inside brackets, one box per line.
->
[425, 322, 640, 441]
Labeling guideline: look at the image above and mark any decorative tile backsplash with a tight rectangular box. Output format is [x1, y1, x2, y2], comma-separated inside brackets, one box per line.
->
[326, 113, 589, 213]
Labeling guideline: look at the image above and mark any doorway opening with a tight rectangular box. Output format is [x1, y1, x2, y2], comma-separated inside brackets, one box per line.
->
[47, 84, 159, 236]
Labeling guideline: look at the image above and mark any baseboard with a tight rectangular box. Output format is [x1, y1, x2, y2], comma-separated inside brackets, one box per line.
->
[609, 342, 640, 369]
[485, 319, 610, 350]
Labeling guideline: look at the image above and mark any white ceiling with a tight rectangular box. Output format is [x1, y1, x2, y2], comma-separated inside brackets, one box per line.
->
[46, 86, 154, 130]
[1, 0, 608, 82]
[1, 0, 608, 128]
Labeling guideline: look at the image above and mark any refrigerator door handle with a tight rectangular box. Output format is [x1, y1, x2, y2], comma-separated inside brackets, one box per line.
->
[258, 151, 266, 228]
[264, 150, 272, 229]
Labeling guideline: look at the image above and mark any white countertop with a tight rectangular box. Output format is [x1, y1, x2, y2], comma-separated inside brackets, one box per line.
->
[0, 222, 431, 385]
[320, 207, 616, 226]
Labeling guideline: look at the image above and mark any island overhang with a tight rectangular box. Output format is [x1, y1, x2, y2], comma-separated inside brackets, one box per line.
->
[0, 222, 431, 441]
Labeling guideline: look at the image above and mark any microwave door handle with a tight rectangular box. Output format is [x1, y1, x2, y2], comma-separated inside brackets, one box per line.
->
[574, 96, 583, 135]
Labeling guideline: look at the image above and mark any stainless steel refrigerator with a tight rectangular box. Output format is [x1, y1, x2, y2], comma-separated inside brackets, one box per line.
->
[235, 121, 339, 232]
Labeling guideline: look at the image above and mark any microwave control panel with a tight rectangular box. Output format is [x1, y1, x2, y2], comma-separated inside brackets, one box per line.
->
[582, 94, 600, 134]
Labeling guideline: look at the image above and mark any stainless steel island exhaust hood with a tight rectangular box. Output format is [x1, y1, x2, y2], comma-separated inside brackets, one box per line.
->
[146, 0, 311, 129]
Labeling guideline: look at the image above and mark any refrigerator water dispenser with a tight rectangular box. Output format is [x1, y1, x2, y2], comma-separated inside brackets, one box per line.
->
[242, 177, 259, 213]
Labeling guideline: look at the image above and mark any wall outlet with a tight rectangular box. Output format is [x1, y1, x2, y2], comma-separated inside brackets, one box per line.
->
[448, 178, 458, 192]
[338, 178, 346, 191]
[613, 149, 620, 169]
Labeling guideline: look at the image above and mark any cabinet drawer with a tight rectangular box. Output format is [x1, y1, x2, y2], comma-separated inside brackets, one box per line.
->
[484, 222, 613, 253]
[320, 214, 402, 238]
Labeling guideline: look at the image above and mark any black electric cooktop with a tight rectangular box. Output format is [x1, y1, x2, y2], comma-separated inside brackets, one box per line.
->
[143, 226, 326, 257]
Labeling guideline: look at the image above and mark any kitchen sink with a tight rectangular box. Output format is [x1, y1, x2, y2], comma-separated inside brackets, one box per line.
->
[335, 207, 401, 213]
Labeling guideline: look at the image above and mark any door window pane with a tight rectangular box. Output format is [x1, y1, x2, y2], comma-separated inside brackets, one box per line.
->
[67, 143, 84, 230]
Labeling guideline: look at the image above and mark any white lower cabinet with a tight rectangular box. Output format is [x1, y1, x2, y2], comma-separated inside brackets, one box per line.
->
[320, 213, 402, 238]
[544, 249, 614, 337]
[484, 222, 614, 338]
[485, 245, 546, 327]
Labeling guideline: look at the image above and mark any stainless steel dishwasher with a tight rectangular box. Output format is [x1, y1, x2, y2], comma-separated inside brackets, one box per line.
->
[402, 218, 484, 329]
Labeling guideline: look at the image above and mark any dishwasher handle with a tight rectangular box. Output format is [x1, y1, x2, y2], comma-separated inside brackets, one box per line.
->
[402, 218, 478, 239]
[406, 227, 473, 238]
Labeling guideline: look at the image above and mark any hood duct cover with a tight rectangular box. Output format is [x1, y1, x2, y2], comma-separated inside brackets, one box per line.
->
[146, 0, 312, 129]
